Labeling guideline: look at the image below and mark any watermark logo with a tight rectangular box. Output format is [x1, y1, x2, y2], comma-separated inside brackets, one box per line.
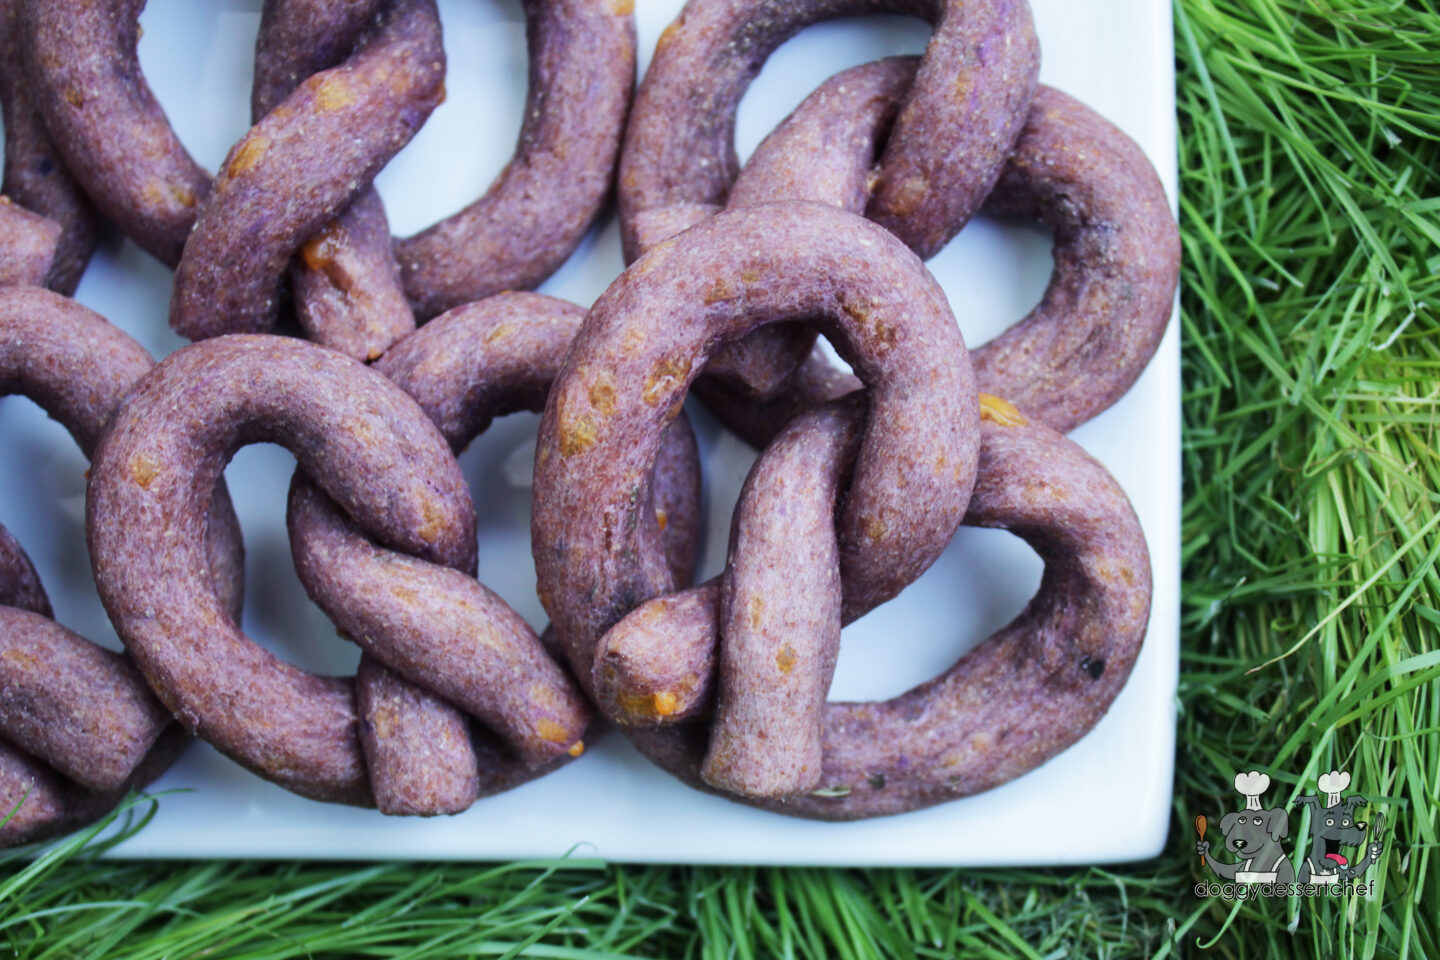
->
[1193, 769, 1384, 900]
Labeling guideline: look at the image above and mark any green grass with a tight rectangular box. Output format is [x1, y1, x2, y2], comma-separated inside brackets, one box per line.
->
[3, 0, 1437, 955]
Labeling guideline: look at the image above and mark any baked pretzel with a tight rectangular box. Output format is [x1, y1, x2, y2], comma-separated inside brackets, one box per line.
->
[714, 60, 1181, 435]
[87, 335, 590, 811]
[0, 0, 97, 294]
[170, 0, 444, 349]
[614, 405, 1151, 817]
[23, 0, 634, 356]
[0, 286, 244, 845]
[532, 202, 984, 810]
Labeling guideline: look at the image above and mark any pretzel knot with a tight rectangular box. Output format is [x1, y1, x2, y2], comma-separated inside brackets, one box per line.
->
[0, 286, 244, 846]
[532, 201, 981, 815]
[87, 335, 594, 814]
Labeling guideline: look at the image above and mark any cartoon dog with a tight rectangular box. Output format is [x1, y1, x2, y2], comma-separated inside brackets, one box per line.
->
[1296, 770, 1382, 884]
[1196, 771, 1294, 884]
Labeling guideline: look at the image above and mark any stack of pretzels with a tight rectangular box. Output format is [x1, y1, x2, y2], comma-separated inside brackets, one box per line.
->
[0, 0, 1178, 845]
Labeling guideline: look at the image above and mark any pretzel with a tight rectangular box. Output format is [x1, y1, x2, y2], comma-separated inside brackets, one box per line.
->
[531, 202, 981, 806]
[87, 335, 591, 810]
[717, 60, 1181, 435]
[612, 405, 1151, 817]
[23, 0, 633, 357]
[0, 286, 244, 845]
[170, 0, 444, 349]
[0, 0, 97, 294]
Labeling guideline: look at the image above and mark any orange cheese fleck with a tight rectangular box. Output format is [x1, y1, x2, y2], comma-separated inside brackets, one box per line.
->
[978, 393, 1029, 427]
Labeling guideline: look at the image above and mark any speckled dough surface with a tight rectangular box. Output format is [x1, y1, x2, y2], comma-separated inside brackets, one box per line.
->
[0, 287, 244, 845]
[0, 0, 97, 294]
[0, 198, 60, 287]
[701, 399, 861, 798]
[20, 0, 210, 267]
[170, 0, 444, 345]
[618, 0, 1039, 262]
[532, 203, 981, 815]
[722, 61, 1180, 434]
[87, 335, 486, 807]
[286, 291, 698, 810]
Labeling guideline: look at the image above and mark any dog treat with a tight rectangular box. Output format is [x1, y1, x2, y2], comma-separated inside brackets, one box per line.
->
[0, 197, 60, 287]
[170, 0, 443, 345]
[20, 0, 210, 267]
[619, 412, 1150, 818]
[88, 334, 594, 808]
[0, 0, 98, 294]
[252, 0, 416, 361]
[722, 62, 1180, 433]
[0, 287, 245, 844]
[286, 474, 589, 771]
[533, 204, 980, 803]
[394, 0, 637, 321]
[286, 291, 700, 806]
[619, 0, 1039, 263]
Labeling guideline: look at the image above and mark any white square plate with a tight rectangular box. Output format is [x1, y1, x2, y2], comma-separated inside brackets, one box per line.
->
[0, 0, 1178, 864]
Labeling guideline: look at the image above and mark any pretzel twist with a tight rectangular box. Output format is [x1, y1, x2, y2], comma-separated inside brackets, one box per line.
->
[613, 408, 1151, 818]
[286, 293, 699, 812]
[170, 0, 445, 350]
[87, 334, 600, 812]
[22, 0, 635, 359]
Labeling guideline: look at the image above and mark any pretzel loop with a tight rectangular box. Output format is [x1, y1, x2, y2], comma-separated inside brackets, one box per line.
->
[87, 334, 600, 813]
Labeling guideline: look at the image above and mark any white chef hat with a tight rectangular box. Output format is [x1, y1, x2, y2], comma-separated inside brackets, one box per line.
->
[1318, 770, 1351, 807]
[1234, 771, 1270, 811]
